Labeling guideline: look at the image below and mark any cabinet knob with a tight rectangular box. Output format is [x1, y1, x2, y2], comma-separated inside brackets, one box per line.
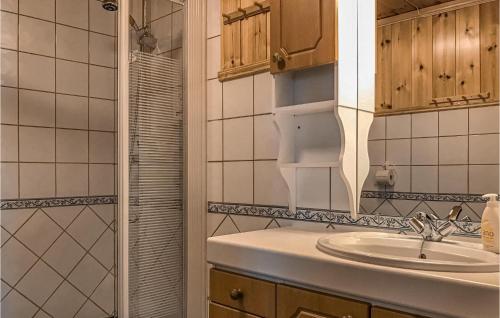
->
[342, 315, 352, 318]
[272, 52, 286, 69]
[230, 288, 243, 300]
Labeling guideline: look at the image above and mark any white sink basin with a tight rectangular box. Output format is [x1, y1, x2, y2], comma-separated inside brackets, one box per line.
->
[317, 232, 499, 272]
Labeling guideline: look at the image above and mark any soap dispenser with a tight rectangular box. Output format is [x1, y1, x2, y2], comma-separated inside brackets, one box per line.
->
[481, 194, 500, 253]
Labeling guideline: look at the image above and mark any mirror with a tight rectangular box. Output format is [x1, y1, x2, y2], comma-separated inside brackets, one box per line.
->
[360, 0, 499, 225]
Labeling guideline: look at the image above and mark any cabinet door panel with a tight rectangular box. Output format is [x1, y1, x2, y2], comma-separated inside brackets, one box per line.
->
[376, 25, 392, 112]
[277, 285, 370, 318]
[371, 306, 426, 318]
[456, 5, 480, 95]
[270, 0, 336, 73]
[412, 16, 433, 108]
[480, 0, 499, 100]
[433, 11, 456, 98]
[222, 0, 242, 69]
[391, 20, 412, 110]
[210, 303, 261, 318]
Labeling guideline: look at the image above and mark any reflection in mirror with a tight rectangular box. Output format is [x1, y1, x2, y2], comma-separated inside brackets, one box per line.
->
[360, 0, 499, 230]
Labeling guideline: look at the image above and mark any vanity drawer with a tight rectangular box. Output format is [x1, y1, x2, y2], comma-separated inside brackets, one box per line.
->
[210, 269, 276, 318]
[371, 307, 426, 318]
[210, 303, 261, 318]
[277, 285, 370, 318]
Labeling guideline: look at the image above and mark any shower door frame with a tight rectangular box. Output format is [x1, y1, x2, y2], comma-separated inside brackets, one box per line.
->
[117, 1, 208, 317]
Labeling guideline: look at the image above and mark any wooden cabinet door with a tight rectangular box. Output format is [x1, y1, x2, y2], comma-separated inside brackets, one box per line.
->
[371, 307, 426, 318]
[210, 303, 261, 318]
[277, 285, 370, 318]
[270, 0, 336, 74]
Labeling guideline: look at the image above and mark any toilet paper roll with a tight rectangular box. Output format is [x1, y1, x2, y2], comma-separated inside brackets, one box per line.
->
[375, 169, 396, 186]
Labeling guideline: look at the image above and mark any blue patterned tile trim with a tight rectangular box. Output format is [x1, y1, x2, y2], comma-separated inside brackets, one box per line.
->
[208, 202, 480, 237]
[361, 191, 486, 203]
[1, 196, 118, 210]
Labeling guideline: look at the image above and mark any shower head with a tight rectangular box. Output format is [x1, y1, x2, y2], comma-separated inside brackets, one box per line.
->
[99, 0, 118, 11]
[139, 31, 158, 51]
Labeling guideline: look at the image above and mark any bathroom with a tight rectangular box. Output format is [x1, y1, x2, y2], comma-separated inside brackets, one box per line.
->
[0, 0, 498, 317]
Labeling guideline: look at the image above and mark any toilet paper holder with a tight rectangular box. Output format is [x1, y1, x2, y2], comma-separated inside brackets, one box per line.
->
[375, 162, 397, 187]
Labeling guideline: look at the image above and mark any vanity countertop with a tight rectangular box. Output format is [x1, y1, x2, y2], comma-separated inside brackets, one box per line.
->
[207, 226, 500, 318]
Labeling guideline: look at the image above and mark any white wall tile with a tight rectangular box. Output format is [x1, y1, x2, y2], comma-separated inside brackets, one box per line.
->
[149, 0, 172, 22]
[1, 124, 18, 161]
[1, 0, 18, 12]
[56, 129, 88, 163]
[231, 215, 271, 233]
[223, 76, 253, 118]
[368, 140, 385, 165]
[331, 167, 350, 211]
[56, 94, 88, 129]
[223, 161, 253, 204]
[89, 33, 115, 67]
[412, 112, 438, 137]
[89, 65, 114, 99]
[1, 163, 18, 199]
[19, 90, 55, 127]
[469, 165, 499, 194]
[469, 134, 499, 164]
[386, 114, 411, 139]
[207, 121, 222, 161]
[439, 109, 468, 136]
[439, 136, 468, 165]
[207, 36, 220, 79]
[150, 15, 172, 53]
[412, 166, 438, 193]
[297, 168, 330, 209]
[254, 72, 272, 115]
[469, 106, 499, 134]
[172, 10, 183, 49]
[362, 165, 385, 191]
[254, 161, 288, 206]
[223, 117, 253, 161]
[56, 60, 88, 96]
[20, 0, 54, 21]
[56, 25, 88, 63]
[19, 16, 55, 56]
[19, 127, 55, 162]
[1, 289, 38, 318]
[89, 0, 116, 35]
[1, 11, 18, 50]
[89, 164, 114, 195]
[207, 0, 220, 38]
[19, 163, 55, 197]
[392, 166, 411, 192]
[1, 87, 18, 124]
[254, 115, 279, 160]
[20, 53, 56, 91]
[56, 0, 88, 29]
[207, 162, 222, 202]
[56, 164, 88, 196]
[386, 139, 410, 165]
[16, 260, 62, 306]
[439, 165, 468, 194]
[412, 138, 438, 165]
[368, 116, 385, 140]
[89, 98, 114, 131]
[207, 79, 222, 120]
[1, 49, 18, 87]
[89, 131, 114, 163]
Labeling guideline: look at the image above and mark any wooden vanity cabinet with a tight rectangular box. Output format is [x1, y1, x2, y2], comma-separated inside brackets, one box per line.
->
[209, 269, 426, 318]
[270, 0, 337, 74]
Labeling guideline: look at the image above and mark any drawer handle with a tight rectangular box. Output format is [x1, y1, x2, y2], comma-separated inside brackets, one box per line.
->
[342, 315, 352, 318]
[229, 288, 243, 300]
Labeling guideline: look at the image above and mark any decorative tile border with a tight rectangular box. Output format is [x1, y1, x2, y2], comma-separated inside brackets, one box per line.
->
[0, 196, 118, 210]
[361, 191, 486, 203]
[208, 202, 481, 237]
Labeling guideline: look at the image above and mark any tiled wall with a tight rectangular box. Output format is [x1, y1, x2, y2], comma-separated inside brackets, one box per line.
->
[1, 0, 117, 200]
[1, 0, 117, 316]
[205, 0, 492, 236]
[365, 108, 500, 196]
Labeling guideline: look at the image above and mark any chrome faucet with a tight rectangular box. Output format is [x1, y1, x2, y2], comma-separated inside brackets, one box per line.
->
[408, 206, 468, 242]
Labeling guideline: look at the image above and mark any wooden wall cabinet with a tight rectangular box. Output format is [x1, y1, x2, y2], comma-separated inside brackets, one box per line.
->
[376, 0, 499, 115]
[209, 269, 428, 318]
[269, 0, 337, 74]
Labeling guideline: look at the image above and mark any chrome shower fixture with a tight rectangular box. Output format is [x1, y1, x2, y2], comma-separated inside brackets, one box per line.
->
[98, 0, 118, 11]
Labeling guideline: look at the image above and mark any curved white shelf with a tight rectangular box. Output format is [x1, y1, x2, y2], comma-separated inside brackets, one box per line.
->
[274, 100, 336, 116]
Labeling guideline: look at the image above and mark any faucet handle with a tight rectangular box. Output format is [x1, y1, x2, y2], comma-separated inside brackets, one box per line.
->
[448, 206, 463, 221]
